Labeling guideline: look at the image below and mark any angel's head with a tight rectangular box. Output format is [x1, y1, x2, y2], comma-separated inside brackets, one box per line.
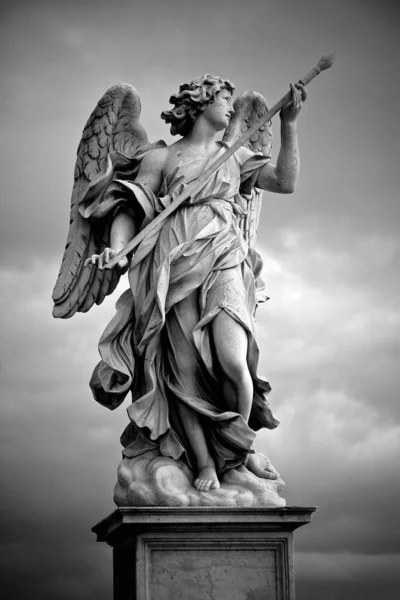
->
[161, 74, 235, 136]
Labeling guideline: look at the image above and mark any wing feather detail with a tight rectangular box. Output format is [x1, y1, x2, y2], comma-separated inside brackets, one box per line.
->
[224, 92, 272, 247]
[52, 84, 152, 319]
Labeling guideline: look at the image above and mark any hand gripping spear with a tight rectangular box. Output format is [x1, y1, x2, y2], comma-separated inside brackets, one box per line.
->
[106, 54, 335, 270]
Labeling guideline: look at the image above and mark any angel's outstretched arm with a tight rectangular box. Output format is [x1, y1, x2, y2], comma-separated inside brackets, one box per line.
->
[255, 83, 307, 194]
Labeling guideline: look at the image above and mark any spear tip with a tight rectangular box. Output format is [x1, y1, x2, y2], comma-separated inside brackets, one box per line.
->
[317, 53, 336, 72]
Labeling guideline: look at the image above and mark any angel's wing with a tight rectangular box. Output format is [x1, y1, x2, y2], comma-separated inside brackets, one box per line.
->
[223, 92, 272, 247]
[52, 84, 154, 319]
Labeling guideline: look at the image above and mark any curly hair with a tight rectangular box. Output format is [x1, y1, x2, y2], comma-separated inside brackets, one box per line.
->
[161, 74, 235, 137]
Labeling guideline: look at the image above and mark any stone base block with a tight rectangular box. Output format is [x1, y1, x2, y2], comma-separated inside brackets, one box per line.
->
[93, 506, 316, 600]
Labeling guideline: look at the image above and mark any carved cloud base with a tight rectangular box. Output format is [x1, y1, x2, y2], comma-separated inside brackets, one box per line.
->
[92, 506, 316, 600]
[114, 450, 286, 508]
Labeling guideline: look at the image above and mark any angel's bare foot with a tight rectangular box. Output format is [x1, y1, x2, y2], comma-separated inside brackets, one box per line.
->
[246, 454, 279, 480]
[194, 465, 220, 492]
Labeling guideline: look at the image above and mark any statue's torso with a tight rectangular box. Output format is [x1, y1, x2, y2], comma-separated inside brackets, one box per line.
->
[160, 142, 242, 205]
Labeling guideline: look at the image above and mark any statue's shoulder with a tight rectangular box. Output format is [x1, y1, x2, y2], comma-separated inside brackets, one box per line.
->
[159, 140, 189, 174]
[140, 144, 170, 173]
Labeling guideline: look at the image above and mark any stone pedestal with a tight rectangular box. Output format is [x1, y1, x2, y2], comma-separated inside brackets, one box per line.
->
[93, 507, 316, 600]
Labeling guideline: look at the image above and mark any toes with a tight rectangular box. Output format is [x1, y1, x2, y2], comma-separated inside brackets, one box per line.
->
[203, 480, 212, 492]
[194, 478, 218, 492]
[263, 469, 278, 480]
[194, 469, 220, 492]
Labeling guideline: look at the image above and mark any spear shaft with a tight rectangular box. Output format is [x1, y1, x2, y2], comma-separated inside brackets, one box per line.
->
[106, 53, 335, 269]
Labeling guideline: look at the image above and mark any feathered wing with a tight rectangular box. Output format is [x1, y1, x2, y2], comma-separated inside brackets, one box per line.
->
[223, 91, 272, 247]
[52, 84, 155, 319]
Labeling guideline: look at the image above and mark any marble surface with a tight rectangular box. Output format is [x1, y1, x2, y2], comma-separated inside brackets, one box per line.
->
[148, 544, 278, 600]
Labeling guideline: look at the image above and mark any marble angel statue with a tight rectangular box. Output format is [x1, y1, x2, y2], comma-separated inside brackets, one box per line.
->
[52, 74, 307, 504]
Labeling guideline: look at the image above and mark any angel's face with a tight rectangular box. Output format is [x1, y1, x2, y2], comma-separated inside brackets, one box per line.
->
[202, 89, 234, 132]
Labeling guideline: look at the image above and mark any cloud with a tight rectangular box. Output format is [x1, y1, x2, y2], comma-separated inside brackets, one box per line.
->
[256, 231, 400, 422]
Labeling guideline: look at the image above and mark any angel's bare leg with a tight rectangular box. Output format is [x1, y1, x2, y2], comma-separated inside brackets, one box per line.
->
[176, 402, 219, 492]
[172, 294, 220, 492]
[212, 310, 277, 480]
[212, 310, 253, 421]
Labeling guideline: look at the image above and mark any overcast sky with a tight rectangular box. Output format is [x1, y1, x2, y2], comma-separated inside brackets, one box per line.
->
[1, 0, 399, 598]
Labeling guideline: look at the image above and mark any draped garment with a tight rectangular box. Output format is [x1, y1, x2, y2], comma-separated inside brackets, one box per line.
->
[80, 142, 279, 475]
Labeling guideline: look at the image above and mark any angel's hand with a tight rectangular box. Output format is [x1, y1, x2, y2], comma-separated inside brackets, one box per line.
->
[280, 83, 307, 123]
[84, 248, 129, 271]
